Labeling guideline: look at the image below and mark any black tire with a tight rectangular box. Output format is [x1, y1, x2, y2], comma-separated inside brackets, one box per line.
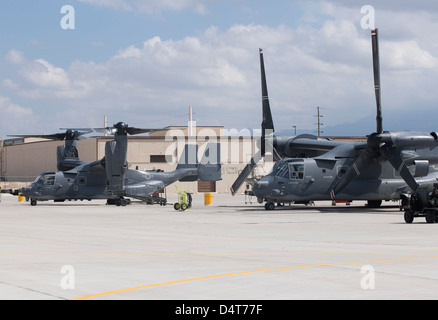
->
[30, 199, 37, 206]
[367, 200, 382, 208]
[426, 210, 436, 224]
[187, 193, 192, 208]
[181, 203, 188, 211]
[404, 209, 414, 224]
[174, 203, 180, 211]
[265, 202, 275, 210]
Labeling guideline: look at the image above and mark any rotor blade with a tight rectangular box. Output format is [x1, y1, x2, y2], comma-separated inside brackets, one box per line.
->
[8, 133, 67, 141]
[260, 48, 274, 155]
[67, 130, 93, 140]
[69, 126, 160, 136]
[380, 142, 419, 192]
[230, 150, 262, 196]
[328, 146, 379, 199]
[371, 28, 383, 134]
[61, 127, 116, 135]
[125, 127, 158, 135]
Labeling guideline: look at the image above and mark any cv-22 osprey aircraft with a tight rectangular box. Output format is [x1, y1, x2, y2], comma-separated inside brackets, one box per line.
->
[247, 29, 438, 210]
[230, 48, 344, 196]
[20, 122, 221, 206]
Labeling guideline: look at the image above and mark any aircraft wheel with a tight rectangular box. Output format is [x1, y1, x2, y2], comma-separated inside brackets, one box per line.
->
[265, 202, 275, 210]
[367, 200, 382, 208]
[425, 210, 436, 223]
[30, 199, 37, 206]
[174, 203, 181, 211]
[404, 209, 414, 224]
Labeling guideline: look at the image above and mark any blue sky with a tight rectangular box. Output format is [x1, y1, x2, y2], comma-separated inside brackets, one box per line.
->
[1, 0, 438, 138]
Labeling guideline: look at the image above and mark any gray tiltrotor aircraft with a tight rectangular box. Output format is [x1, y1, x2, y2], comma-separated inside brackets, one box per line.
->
[20, 122, 221, 206]
[230, 48, 342, 195]
[248, 29, 438, 210]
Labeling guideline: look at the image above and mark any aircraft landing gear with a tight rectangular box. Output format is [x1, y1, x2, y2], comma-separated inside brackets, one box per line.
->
[107, 198, 131, 206]
[265, 202, 275, 210]
[366, 200, 382, 208]
[30, 199, 37, 206]
[151, 196, 167, 206]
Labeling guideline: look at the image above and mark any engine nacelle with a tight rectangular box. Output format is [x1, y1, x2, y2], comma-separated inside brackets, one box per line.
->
[413, 160, 429, 178]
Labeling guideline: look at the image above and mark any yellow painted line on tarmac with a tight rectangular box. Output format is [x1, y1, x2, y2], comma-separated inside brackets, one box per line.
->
[71, 255, 438, 300]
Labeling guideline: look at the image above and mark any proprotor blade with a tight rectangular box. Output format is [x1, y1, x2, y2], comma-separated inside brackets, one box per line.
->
[371, 29, 383, 134]
[8, 133, 67, 141]
[260, 48, 274, 156]
[230, 151, 262, 196]
[328, 142, 379, 198]
[380, 142, 419, 192]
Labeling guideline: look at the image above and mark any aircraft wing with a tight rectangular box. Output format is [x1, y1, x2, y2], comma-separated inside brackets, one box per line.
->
[66, 159, 104, 173]
[286, 137, 345, 152]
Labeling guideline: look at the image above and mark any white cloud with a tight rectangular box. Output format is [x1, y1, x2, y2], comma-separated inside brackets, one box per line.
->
[20, 59, 71, 89]
[5, 49, 26, 65]
[3, 1, 438, 136]
[0, 96, 35, 135]
[384, 40, 438, 70]
[0, 96, 32, 116]
[1, 23, 371, 132]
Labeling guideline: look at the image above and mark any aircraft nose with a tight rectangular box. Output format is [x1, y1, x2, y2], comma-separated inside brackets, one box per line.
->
[19, 186, 33, 197]
[254, 180, 269, 189]
[252, 176, 274, 198]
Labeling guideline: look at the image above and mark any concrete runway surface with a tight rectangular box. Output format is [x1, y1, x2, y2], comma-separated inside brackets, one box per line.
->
[0, 192, 437, 301]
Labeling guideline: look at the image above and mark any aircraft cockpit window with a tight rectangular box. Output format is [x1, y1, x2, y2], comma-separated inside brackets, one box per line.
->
[271, 162, 290, 178]
[37, 174, 56, 186]
[289, 162, 304, 180]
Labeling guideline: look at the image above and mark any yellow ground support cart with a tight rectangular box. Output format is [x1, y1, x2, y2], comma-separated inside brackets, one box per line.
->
[173, 186, 192, 211]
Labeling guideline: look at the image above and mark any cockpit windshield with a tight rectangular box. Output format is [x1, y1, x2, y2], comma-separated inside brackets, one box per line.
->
[269, 160, 304, 180]
[35, 173, 56, 186]
[270, 161, 289, 178]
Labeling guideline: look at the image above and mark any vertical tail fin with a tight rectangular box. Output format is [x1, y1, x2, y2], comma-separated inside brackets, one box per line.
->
[177, 144, 199, 181]
[198, 143, 221, 181]
[176, 144, 198, 170]
[105, 135, 128, 193]
[176, 143, 222, 182]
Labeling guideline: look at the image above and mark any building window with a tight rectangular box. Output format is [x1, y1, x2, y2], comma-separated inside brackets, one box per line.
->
[150, 155, 166, 163]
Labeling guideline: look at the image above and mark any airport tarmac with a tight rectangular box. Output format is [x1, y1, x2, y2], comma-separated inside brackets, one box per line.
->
[0, 192, 438, 301]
